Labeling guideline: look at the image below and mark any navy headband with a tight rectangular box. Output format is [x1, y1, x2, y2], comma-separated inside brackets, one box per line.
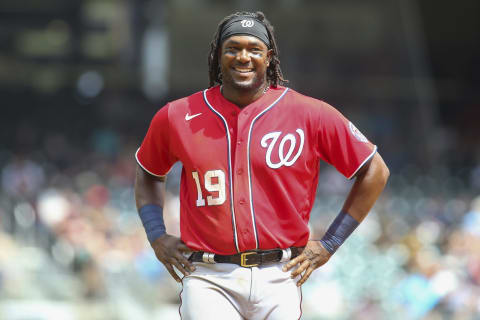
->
[220, 17, 271, 47]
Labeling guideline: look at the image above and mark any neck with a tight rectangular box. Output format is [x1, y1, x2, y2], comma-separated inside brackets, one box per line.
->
[221, 83, 269, 108]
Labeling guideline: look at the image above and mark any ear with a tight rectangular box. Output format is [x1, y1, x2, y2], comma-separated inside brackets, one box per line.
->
[266, 49, 273, 67]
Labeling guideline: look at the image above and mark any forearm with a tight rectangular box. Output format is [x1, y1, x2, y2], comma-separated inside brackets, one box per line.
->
[342, 152, 389, 222]
[319, 152, 389, 254]
[134, 164, 166, 210]
[134, 164, 169, 242]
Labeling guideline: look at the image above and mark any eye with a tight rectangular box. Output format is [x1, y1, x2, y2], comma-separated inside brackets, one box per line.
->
[249, 48, 262, 56]
[224, 47, 238, 54]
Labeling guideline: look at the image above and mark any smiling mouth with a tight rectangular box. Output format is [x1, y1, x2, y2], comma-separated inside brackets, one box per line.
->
[233, 68, 254, 73]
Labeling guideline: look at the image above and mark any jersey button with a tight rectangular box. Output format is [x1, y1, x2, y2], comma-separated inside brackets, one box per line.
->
[237, 139, 243, 145]
[237, 169, 243, 175]
[239, 199, 246, 205]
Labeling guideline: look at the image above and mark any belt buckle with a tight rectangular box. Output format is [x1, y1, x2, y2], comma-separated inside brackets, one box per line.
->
[240, 251, 258, 267]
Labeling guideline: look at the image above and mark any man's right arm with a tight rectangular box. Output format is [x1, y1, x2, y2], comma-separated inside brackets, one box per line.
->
[134, 164, 195, 282]
[134, 163, 166, 209]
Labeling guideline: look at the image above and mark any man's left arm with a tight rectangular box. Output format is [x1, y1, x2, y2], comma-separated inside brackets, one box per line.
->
[283, 152, 390, 286]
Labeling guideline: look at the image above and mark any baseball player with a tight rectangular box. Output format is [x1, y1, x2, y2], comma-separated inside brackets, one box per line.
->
[134, 11, 389, 320]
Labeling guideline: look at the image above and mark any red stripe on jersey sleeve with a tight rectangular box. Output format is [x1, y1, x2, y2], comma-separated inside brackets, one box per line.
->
[136, 104, 178, 176]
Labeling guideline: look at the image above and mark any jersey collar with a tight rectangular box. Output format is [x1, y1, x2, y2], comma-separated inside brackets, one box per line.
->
[206, 85, 288, 117]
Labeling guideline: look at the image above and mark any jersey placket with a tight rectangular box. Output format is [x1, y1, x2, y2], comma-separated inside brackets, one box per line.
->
[233, 107, 259, 252]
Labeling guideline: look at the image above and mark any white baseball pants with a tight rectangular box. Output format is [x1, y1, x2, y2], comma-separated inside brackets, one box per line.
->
[179, 262, 302, 320]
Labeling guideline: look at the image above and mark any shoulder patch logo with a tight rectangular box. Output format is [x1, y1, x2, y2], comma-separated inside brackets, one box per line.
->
[241, 20, 254, 28]
[348, 121, 368, 143]
[260, 129, 305, 169]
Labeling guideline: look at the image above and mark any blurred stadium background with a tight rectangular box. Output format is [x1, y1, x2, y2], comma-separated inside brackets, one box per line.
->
[1, 0, 480, 319]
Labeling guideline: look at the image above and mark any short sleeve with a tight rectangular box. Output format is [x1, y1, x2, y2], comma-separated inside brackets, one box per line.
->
[318, 103, 377, 179]
[135, 104, 178, 177]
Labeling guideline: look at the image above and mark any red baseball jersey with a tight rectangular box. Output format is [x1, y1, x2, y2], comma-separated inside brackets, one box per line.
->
[136, 85, 376, 255]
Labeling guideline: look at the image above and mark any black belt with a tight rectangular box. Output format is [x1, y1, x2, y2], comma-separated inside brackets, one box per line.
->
[188, 247, 303, 268]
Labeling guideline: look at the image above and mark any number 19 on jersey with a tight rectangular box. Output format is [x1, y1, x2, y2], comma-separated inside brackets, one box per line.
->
[192, 170, 226, 207]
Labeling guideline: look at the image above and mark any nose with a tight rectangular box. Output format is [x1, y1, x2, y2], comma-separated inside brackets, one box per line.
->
[236, 49, 250, 63]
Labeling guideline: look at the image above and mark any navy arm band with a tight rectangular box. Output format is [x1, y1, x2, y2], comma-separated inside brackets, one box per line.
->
[138, 204, 166, 243]
[320, 211, 359, 254]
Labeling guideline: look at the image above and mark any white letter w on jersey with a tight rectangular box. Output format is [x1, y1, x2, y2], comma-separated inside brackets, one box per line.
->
[260, 129, 305, 169]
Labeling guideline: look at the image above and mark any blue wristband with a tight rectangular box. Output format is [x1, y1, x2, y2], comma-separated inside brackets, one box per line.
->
[320, 211, 359, 254]
[139, 204, 166, 243]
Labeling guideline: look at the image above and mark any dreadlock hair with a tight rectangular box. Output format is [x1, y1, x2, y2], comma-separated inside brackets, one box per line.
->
[208, 11, 288, 88]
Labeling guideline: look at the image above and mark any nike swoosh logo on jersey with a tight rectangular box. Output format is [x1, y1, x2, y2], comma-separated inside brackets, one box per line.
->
[185, 113, 202, 121]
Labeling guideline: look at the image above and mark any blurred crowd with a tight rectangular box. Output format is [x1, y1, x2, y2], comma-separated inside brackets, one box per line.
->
[0, 133, 480, 320]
